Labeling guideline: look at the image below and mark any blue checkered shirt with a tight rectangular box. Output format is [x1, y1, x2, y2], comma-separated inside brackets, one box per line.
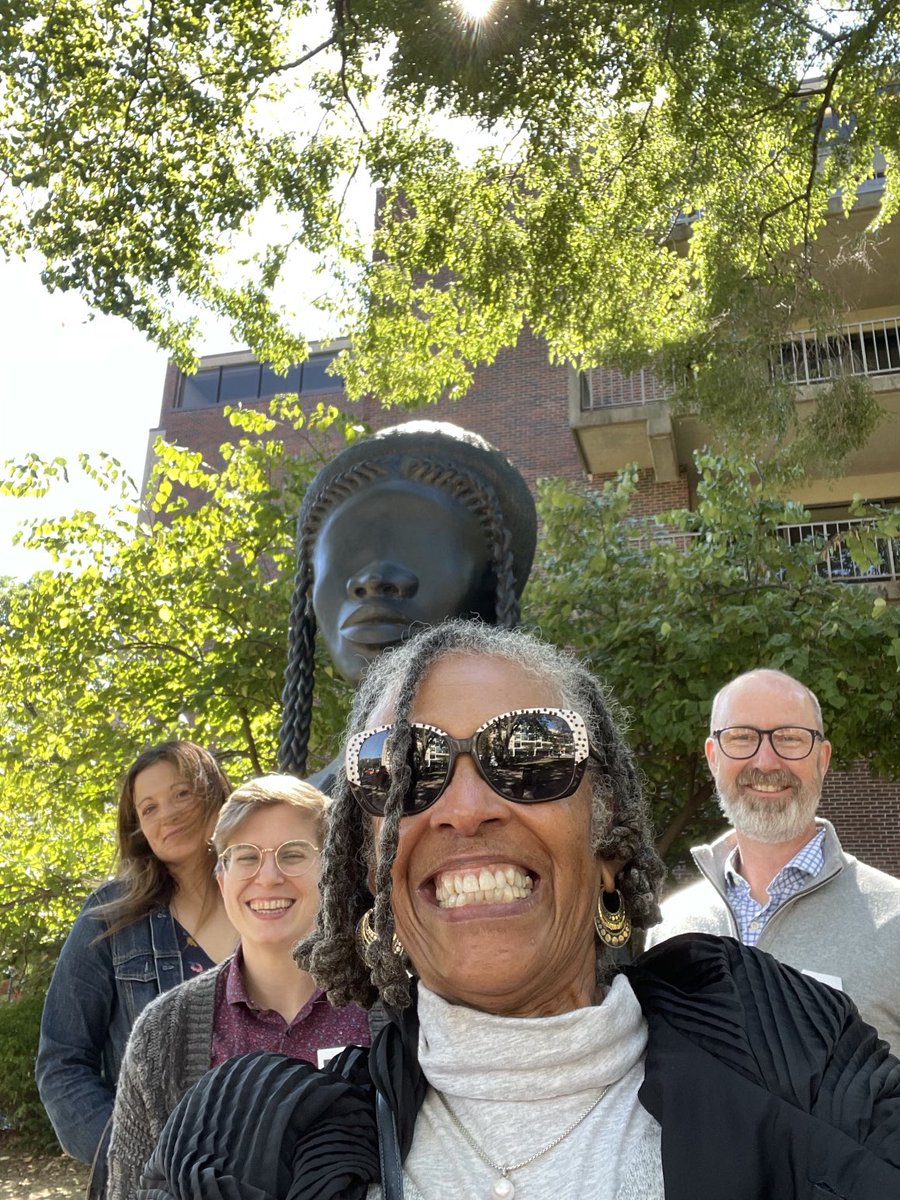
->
[724, 827, 826, 946]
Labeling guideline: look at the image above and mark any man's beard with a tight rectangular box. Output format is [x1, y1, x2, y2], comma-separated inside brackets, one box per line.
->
[715, 766, 823, 844]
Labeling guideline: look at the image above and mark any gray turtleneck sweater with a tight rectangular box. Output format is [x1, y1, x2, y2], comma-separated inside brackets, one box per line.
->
[367, 974, 663, 1200]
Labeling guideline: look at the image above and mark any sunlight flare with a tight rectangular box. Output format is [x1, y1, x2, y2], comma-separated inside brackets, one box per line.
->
[456, 0, 495, 21]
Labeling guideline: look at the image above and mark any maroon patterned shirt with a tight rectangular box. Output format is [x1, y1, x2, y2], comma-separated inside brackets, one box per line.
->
[210, 946, 371, 1068]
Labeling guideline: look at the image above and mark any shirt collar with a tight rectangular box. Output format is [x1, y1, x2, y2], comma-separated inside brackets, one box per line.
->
[725, 823, 826, 887]
[224, 943, 253, 1007]
[223, 943, 325, 1019]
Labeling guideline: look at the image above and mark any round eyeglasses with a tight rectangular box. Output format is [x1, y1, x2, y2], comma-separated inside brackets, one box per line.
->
[217, 839, 319, 880]
[712, 726, 824, 761]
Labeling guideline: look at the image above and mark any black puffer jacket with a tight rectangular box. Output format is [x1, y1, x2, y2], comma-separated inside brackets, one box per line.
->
[137, 934, 900, 1200]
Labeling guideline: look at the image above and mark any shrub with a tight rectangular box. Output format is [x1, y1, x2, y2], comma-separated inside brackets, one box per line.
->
[0, 992, 57, 1152]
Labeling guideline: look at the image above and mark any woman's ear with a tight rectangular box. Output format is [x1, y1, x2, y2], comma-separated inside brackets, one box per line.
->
[598, 858, 625, 893]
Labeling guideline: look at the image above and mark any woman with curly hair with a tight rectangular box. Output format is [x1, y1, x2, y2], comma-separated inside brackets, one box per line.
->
[141, 623, 900, 1200]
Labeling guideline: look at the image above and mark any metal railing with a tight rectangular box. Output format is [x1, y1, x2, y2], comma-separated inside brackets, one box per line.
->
[627, 526, 698, 553]
[623, 517, 898, 584]
[778, 517, 900, 582]
[580, 366, 677, 411]
[775, 316, 900, 387]
[580, 313, 900, 411]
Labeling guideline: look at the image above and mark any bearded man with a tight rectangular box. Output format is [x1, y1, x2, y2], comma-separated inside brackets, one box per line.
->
[646, 668, 900, 1050]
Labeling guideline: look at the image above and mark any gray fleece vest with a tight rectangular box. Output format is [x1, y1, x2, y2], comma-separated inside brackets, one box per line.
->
[646, 818, 900, 1050]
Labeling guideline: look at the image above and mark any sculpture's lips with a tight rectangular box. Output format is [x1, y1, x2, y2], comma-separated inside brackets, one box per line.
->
[340, 605, 414, 647]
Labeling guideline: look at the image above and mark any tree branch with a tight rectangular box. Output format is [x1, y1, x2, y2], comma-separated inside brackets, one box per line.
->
[268, 35, 339, 76]
[239, 706, 263, 775]
[656, 769, 714, 860]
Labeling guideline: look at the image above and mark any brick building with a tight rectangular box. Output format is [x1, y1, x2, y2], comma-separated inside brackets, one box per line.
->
[149, 176, 900, 877]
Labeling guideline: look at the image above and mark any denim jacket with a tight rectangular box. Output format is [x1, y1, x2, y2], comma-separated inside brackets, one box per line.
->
[36, 881, 185, 1166]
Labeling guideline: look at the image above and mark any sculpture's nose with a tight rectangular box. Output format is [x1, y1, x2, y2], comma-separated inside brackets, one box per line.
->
[347, 561, 419, 599]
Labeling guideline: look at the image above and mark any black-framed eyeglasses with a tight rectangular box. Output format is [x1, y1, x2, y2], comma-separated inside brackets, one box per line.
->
[346, 707, 601, 817]
[712, 726, 824, 761]
[217, 839, 319, 880]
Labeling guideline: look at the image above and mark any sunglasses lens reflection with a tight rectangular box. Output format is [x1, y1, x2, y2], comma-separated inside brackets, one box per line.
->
[477, 712, 578, 801]
[354, 710, 582, 815]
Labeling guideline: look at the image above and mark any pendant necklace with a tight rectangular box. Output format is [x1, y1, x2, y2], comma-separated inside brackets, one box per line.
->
[433, 1084, 609, 1200]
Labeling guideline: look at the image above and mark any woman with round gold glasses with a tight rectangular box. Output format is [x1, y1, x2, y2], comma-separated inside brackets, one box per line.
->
[105, 775, 370, 1200]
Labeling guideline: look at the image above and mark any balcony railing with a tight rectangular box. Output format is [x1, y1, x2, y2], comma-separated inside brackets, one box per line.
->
[625, 518, 899, 584]
[778, 517, 900, 583]
[580, 366, 677, 411]
[775, 317, 900, 387]
[580, 313, 900, 412]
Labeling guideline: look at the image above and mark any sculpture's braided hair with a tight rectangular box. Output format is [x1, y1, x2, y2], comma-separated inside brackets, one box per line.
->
[295, 620, 665, 1010]
[277, 457, 520, 775]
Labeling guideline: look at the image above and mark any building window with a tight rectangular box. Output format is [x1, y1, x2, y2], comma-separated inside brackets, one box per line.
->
[260, 365, 302, 399]
[779, 501, 900, 583]
[179, 369, 220, 410]
[219, 364, 263, 406]
[299, 356, 337, 393]
[175, 352, 343, 410]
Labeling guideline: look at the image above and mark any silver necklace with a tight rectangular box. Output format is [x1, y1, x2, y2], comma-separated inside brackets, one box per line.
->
[433, 1084, 609, 1200]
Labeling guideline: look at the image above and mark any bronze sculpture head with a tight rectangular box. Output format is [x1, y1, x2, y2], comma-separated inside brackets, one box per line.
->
[277, 421, 537, 775]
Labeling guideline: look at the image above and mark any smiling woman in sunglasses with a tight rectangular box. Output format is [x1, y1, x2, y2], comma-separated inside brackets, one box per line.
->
[104, 775, 371, 1200]
[140, 622, 900, 1200]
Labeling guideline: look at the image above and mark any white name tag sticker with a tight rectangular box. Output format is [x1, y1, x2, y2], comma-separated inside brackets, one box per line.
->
[802, 969, 844, 991]
[317, 1045, 346, 1068]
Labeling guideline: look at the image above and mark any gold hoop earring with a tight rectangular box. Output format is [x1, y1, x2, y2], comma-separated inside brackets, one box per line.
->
[595, 889, 631, 948]
[357, 907, 403, 958]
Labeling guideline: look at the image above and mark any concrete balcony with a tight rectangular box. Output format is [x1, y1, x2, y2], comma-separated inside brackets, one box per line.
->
[570, 160, 900, 487]
[568, 364, 687, 483]
[570, 316, 900, 492]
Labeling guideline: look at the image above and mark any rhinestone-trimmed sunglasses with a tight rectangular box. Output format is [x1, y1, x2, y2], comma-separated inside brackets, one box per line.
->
[346, 707, 601, 817]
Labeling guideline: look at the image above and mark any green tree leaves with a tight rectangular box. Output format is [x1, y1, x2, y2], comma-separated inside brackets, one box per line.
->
[2, 2, 898, 460]
[525, 453, 900, 865]
[0, 412, 354, 978]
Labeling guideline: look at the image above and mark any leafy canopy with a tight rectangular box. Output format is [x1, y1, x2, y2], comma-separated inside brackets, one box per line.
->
[526, 452, 900, 865]
[1, 1, 898, 458]
[0, 404, 356, 978]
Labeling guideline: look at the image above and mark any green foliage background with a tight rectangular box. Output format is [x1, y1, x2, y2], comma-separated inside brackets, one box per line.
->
[0, 404, 359, 983]
[1, 1, 899, 461]
[4, 435, 897, 979]
[526, 454, 900, 866]
[0, 993, 58, 1151]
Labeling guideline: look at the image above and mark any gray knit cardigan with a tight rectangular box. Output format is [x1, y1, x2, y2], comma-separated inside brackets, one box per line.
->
[106, 960, 225, 1200]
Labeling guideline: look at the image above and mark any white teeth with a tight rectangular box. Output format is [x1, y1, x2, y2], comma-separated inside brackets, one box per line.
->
[249, 899, 293, 912]
[434, 866, 534, 909]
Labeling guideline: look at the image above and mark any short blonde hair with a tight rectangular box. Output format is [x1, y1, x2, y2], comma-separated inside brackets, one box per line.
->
[211, 774, 330, 855]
